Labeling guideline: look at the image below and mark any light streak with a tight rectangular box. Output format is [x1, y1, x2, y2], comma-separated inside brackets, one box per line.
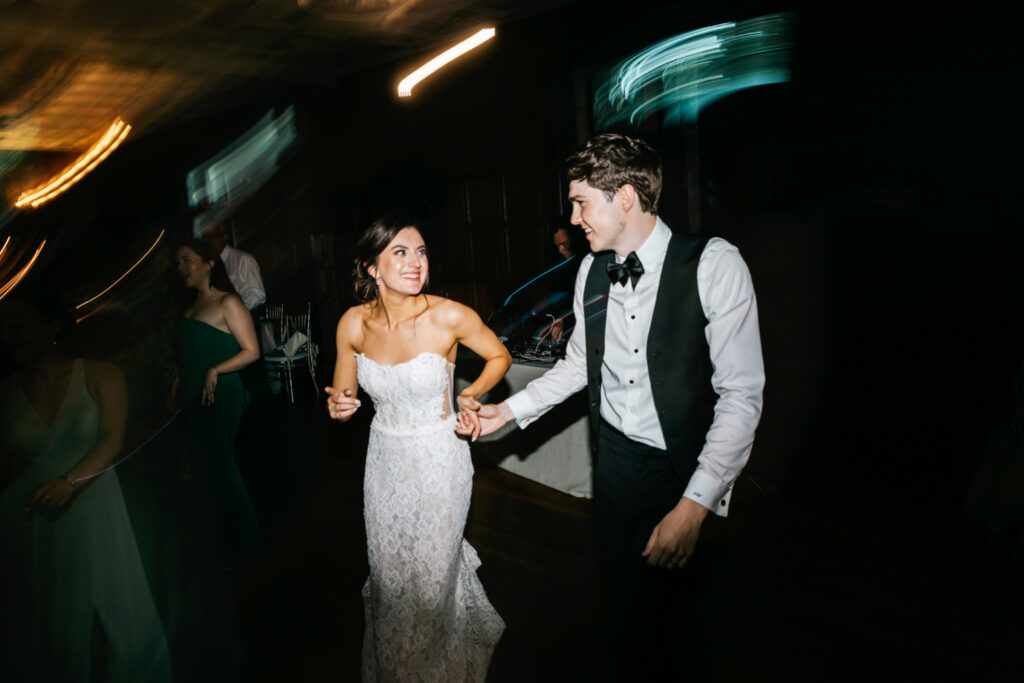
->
[75, 229, 165, 310]
[15, 118, 132, 209]
[0, 240, 46, 301]
[398, 28, 495, 97]
[595, 13, 793, 129]
[75, 301, 111, 324]
[0, 235, 10, 263]
[502, 254, 576, 308]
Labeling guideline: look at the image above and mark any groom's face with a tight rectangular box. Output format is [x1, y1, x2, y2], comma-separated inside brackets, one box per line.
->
[568, 179, 627, 254]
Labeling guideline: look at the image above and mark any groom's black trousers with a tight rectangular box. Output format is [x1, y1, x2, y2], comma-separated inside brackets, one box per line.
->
[594, 419, 712, 682]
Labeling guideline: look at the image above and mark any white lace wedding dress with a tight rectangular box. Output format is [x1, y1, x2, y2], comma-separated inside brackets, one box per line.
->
[356, 351, 504, 682]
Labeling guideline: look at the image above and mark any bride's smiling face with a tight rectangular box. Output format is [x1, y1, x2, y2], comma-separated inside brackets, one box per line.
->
[370, 227, 429, 296]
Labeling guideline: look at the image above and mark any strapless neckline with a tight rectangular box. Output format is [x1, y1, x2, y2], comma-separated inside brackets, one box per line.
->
[356, 351, 453, 369]
[180, 316, 232, 336]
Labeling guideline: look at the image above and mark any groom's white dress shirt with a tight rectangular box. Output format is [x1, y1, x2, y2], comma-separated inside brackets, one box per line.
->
[505, 218, 765, 516]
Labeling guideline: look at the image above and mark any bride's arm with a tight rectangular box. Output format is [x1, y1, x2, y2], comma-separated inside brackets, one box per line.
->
[445, 302, 511, 438]
[326, 307, 362, 422]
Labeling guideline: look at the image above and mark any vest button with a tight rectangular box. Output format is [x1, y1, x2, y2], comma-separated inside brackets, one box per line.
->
[594, 348, 601, 355]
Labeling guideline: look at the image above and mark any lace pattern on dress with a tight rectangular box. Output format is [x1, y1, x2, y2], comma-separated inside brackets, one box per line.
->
[356, 352, 504, 682]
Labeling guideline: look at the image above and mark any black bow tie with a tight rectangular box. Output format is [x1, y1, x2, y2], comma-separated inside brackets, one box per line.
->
[607, 251, 644, 289]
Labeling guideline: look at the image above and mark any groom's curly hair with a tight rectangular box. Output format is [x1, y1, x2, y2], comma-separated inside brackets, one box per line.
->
[566, 133, 662, 214]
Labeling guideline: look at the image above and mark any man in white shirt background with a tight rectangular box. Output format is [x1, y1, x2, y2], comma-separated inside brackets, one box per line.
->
[467, 133, 765, 680]
[202, 221, 266, 314]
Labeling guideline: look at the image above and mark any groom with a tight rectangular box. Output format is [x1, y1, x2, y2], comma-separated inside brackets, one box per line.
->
[469, 133, 765, 679]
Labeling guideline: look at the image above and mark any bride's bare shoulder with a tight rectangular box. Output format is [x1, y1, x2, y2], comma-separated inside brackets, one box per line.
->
[425, 295, 476, 326]
[424, 293, 455, 309]
[338, 303, 373, 333]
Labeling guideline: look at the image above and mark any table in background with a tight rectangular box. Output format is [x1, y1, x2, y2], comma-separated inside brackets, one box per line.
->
[455, 356, 592, 498]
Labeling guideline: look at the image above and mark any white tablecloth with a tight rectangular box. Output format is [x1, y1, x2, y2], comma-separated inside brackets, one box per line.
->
[455, 359, 592, 498]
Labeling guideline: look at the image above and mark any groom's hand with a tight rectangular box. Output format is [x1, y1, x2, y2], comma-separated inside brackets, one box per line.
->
[642, 497, 709, 569]
[476, 401, 514, 437]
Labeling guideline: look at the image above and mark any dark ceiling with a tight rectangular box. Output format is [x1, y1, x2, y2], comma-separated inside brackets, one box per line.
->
[0, 0, 575, 154]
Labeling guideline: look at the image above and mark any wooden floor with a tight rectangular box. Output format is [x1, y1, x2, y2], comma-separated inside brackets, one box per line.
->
[115, 389, 1023, 682]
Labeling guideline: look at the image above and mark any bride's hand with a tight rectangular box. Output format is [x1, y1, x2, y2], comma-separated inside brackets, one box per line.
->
[325, 386, 361, 421]
[455, 395, 481, 441]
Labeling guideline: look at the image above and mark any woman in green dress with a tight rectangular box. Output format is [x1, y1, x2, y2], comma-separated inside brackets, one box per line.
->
[171, 238, 262, 565]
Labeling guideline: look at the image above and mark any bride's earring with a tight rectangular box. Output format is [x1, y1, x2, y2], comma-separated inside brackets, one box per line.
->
[375, 278, 381, 286]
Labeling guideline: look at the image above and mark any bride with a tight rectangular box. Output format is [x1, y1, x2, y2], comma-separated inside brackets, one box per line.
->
[325, 216, 511, 681]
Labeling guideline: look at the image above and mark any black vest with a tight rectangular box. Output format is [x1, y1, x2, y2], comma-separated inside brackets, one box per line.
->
[584, 233, 717, 481]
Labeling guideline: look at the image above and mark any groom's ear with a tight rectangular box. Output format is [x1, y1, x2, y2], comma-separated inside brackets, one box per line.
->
[617, 184, 637, 213]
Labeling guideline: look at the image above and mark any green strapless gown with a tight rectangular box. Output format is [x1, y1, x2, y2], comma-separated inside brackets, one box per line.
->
[174, 317, 261, 563]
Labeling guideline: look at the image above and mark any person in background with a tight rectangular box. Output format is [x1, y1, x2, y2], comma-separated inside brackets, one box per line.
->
[553, 226, 576, 261]
[171, 239, 262, 567]
[202, 221, 266, 314]
[0, 294, 172, 682]
[202, 221, 274, 413]
[550, 226, 581, 341]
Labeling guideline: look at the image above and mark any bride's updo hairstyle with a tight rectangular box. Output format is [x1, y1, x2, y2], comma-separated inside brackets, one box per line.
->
[353, 215, 427, 303]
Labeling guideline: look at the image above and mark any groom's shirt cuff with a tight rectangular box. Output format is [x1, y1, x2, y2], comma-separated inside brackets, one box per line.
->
[506, 391, 540, 429]
[683, 469, 734, 517]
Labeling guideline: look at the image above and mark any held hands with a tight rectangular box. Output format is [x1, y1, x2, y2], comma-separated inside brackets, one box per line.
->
[325, 386, 361, 421]
[475, 401, 514, 437]
[642, 496, 709, 570]
[202, 368, 218, 406]
[455, 395, 482, 441]
[455, 398, 514, 441]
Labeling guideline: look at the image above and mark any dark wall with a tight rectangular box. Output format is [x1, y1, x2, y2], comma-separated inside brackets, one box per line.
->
[8, 1, 1021, 501]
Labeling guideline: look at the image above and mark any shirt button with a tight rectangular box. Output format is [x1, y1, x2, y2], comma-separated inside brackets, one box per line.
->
[633, 348, 639, 354]
[628, 379, 634, 384]
[630, 314, 636, 320]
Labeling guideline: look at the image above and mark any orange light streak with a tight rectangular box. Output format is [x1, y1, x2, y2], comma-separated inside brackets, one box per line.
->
[75, 229, 165, 310]
[15, 118, 132, 209]
[75, 300, 111, 324]
[0, 240, 46, 301]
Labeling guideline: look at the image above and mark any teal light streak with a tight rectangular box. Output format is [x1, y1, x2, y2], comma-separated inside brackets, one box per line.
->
[596, 13, 794, 129]
[502, 255, 577, 308]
